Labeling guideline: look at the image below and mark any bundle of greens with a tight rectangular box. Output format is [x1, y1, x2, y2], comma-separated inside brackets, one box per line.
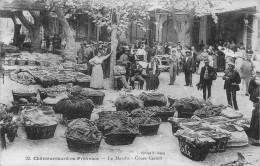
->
[65, 118, 102, 143]
[194, 105, 226, 118]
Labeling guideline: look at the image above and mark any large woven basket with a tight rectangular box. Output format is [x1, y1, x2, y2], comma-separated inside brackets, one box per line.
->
[177, 136, 212, 161]
[24, 123, 58, 140]
[104, 133, 137, 145]
[139, 118, 161, 136]
[66, 138, 102, 153]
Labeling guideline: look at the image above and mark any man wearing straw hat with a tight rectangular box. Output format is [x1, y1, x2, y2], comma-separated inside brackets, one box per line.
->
[199, 58, 216, 101]
[222, 61, 241, 110]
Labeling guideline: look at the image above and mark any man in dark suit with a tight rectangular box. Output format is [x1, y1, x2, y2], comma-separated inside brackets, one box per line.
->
[222, 62, 241, 110]
[183, 51, 194, 86]
[200, 59, 216, 100]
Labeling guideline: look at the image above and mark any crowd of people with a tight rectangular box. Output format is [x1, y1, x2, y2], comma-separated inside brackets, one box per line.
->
[76, 40, 258, 110]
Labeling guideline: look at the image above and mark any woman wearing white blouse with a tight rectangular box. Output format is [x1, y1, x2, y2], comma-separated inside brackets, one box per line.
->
[89, 51, 112, 89]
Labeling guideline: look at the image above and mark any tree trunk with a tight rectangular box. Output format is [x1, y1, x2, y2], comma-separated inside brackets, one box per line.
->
[14, 11, 42, 52]
[109, 27, 118, 88]
[54, 4, 77, 61]
[30, 27, 41, 52]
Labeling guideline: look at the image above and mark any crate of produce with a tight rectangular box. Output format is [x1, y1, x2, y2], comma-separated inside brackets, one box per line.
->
[65, 118, 102, 153]
[12, 90, 37, 103]
[205, 131, 231, 153]
[81, 90, 105, 105]
[22, 109, 58, 140]
[138, 117, 161, 136]
[24, 124, 58, 140]
[12, 101, 38, 107]
[104, 133, 137, 145]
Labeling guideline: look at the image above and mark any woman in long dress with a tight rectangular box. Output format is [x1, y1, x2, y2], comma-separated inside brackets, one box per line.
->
[146, 57, 160, 90]
[89, 51, 111, 89]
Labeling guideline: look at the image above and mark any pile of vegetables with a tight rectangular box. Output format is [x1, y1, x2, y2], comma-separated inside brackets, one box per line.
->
[132, 117, 161, 126]
[21, 109, 57, 126]
[194, 105, 226, 118]
[130, 106, 176, 121]
[114, 95, 144, 113]
[65, 118, 102, 143]
[22, 106, 55, 115]
[69, 86, 83, 96]
[0, 104, 20, 149]
[54, 95, 94, 121]
[138, 92, 167, 107]
[9, 69, 35, 85]
[97, 117, 138, 135]
[173, 97, 211, 114]
[175, 129, 215, 145]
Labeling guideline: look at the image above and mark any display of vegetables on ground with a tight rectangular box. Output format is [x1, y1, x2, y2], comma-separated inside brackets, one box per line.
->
[97, 116, 138, 135]
[114, 95, 144, 113]
[0, 113, 20, 149]
[130, 106, 175, 119]
[21, 109, 57, 126]
[194, 105, 226, 118]
[9, 69, 36, 85]
[54, 95, 94, 121]
[173, 97, 212, 113]
[65, 118, 102, 143]
[132, 117, 161, 125]
[138, 92, 167, 107]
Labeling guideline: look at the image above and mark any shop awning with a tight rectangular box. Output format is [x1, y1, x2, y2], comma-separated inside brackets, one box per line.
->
[214, 0, 257, 14]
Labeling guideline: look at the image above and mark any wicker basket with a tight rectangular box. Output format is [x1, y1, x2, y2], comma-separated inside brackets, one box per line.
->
[91, 95, 105, 105]
[178, 111, 194, 119]
[139, 118, 161, 136]
[66, 138, 102, 153]
[98, 111, 129, 118]
[18, 60, 27, 66]
[24, 123, 58, 140]
[8, 59, 15, 66]
[104, 133, 137, 145]
[56, 78, 76, 85]
[178, 137, 211, 161]
[12, 91, 37, 103]
[28, 61, 36, 66]
[208, 134, 230, 153]
[153, 111, 175, 122]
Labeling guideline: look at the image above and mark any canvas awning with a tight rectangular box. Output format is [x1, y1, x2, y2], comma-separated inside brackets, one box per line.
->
[214, 0, 257, 14]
